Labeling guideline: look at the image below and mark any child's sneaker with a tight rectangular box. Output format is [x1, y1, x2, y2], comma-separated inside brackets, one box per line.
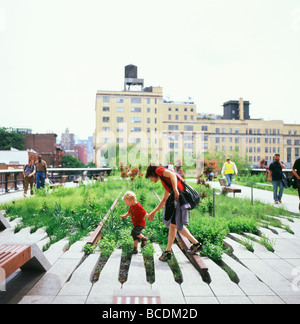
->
[187, 242, 203, 255]
[159, 250, 171, 262]
[141, 237, 148, 248]
[132, 247, 138, 254]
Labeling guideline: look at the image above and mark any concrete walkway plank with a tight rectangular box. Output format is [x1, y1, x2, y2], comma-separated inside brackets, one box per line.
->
[152, 244, 186, 304]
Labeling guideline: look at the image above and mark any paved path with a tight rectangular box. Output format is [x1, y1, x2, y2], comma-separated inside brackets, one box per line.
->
[1, 182, 300, 304]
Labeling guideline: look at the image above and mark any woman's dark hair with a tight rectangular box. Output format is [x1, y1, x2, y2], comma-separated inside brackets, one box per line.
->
[145, 164, 158, 178]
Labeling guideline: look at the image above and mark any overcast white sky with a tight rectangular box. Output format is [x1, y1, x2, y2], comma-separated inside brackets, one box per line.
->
[1, 0, 300, 140]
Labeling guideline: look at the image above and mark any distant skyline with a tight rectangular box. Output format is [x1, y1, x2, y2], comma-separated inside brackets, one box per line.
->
[1, 0, 300, 139]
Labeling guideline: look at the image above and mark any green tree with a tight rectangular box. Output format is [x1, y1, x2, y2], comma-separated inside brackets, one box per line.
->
[62, 155, 86, 168]
[0, 128, 25, 150]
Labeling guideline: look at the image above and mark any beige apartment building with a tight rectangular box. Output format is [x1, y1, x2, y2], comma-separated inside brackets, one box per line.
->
[94, 65, 300, 168]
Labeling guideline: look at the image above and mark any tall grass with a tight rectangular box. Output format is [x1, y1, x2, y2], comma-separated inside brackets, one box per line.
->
[0, 179, 125, 246]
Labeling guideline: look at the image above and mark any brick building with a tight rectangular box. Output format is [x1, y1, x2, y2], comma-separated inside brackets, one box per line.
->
[24, 133, 58, 167]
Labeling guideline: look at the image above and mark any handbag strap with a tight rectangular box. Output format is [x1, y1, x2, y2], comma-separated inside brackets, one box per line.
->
[159, 172, 185, 191]
[159, 175, 173, 190]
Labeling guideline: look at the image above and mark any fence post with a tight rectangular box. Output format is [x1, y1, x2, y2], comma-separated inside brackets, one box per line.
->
[251, 182, 254, 205]
[212, 188, 215, 217]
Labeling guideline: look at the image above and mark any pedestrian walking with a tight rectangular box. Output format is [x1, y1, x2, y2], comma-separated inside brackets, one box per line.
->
[221, 157, 238, 187]
[146, 164, 202, 262]
[23, 159, 36, 197]
[35, 155, 47, 190]
[268, 154, 286, 204]
[292, 157, 300, 211]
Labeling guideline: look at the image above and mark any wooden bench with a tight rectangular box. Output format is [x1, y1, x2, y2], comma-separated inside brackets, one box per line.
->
[218, 178, 241, 197]
[49, 175, 68, 189]
[0, 243, 51, 284]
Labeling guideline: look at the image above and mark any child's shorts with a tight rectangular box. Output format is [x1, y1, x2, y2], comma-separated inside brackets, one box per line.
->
[131, 225, 145, 241]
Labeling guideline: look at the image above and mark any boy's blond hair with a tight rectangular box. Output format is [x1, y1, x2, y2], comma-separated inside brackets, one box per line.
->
[122, 191, 136, 201]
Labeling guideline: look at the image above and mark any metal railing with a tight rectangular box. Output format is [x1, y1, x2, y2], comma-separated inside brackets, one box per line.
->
[0, 167, 112, 193]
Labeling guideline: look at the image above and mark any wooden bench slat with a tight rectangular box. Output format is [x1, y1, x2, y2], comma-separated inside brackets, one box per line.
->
[0, 245, 31, 281]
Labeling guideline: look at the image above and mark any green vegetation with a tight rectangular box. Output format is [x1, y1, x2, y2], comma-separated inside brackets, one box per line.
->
[0, 180, 125, 246]
[1, 174, 295, 264]
[0, 128, 25, 150]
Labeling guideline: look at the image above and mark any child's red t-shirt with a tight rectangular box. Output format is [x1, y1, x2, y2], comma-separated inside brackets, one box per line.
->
[155, 167, 185, 193]
[129, 202, 147, 227]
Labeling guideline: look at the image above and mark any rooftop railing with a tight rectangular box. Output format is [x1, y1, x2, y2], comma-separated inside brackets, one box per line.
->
[0, 167, 112, 194]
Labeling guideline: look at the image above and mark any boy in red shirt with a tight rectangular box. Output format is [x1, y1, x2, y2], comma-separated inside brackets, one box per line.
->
[121, 191, 149, 254]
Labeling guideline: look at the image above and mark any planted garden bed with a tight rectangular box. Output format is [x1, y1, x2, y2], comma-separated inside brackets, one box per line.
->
[1, 174, 296, 284]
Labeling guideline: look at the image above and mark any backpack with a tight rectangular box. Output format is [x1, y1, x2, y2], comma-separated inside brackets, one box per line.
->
[159, 174, 201, 210]
[282, 173, 292, 189]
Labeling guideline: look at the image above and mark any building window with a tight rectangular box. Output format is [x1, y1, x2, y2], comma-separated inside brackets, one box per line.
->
[116, 117, 124, 123]
[287, 148, 292, 163]
[184, 143, 193, 149]
[184, 125, 193, 131]
[102, 117, 110, 123]
[117, 107, 124, 112]
[131, 107, 141, 112]
[147, 118, 151, 124]
[131, 97, 141, 104]
[129, 138, 141, 144]
[117, 97, 124, 103]
[103, 107, 110, 112]
[103, 96, 110, 103]
[202, 126, 208, 131]
[168, 125, 178, 131]
[131, 117, 142, 123]
[102, 127, 110, 132]
[131, 127, 141, 132]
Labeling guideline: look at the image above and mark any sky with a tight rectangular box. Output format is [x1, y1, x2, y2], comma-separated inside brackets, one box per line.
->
[0, 0, 300, 141]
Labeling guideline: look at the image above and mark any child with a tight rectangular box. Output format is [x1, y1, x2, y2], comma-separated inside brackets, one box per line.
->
[121, 191, 149, 254]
